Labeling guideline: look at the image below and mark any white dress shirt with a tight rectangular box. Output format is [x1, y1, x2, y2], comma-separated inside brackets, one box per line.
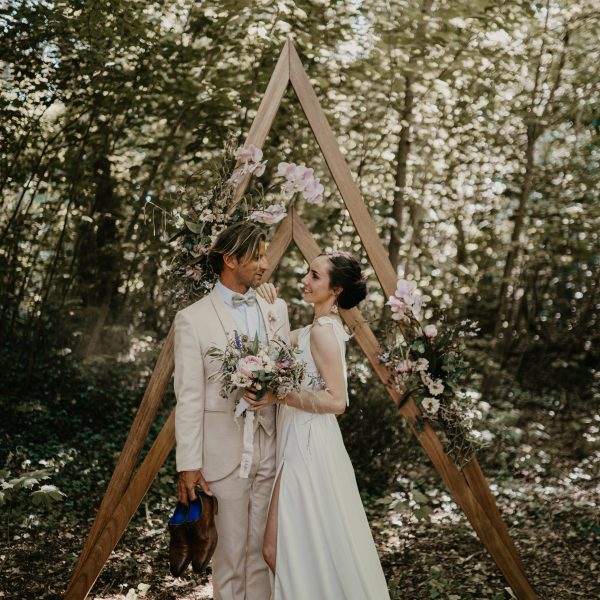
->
[215, 280, 267, 343]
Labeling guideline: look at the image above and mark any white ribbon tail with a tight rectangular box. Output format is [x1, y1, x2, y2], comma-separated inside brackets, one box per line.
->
[235, 398, 249, 418]
[239, 411, 255, 479]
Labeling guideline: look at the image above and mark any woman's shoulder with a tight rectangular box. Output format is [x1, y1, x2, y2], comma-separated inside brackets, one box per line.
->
[311, 316, 350, 341]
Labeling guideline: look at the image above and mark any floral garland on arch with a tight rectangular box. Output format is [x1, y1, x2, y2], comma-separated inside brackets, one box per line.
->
[378, 279, 485, 468]
[145, 143, 324, 308]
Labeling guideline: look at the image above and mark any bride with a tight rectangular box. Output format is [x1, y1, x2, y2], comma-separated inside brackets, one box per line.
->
[244, 251, 390, 600]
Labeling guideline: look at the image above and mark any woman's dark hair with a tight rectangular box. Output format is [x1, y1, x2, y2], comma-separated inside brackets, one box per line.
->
[325, 251, 367, 310]
[207, 221, 266, 275]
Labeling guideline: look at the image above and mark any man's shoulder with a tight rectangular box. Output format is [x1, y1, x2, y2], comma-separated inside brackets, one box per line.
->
[273, 297, 288, 312]
[176, 293, 215, 321]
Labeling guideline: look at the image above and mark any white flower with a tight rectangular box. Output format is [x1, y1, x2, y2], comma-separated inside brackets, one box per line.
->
[422, 397, 440, 416]
[423, 324, 438, 338]
[428, 379, 444, 396]
[249, 204, 287, 224]
[413, 358, 429, 372]
[420, 371, 444, 396]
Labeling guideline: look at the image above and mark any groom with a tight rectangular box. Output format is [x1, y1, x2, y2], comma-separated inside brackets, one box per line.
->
[174, 221, 290, 599]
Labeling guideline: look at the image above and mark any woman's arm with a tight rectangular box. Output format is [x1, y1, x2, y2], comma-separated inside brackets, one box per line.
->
[281, 322, 347, 415]
[246, 322, 347, 415]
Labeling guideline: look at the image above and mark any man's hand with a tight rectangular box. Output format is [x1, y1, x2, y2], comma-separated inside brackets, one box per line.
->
[178, 469, 213, 505]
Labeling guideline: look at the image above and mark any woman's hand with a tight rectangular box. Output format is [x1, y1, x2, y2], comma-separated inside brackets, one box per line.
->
[255, 282, 279, 304]
[245, 386, 279, 411]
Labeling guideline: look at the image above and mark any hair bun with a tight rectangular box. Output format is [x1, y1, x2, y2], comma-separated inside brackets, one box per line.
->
[338, 277, 367, 310]
[326, 251, 367, 310]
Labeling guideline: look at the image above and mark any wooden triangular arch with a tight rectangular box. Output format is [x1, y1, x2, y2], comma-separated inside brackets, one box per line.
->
[65, 39, 538, 599]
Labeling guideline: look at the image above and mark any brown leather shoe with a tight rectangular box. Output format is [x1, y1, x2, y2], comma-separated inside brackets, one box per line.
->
[188, 492, 219, 575]
[168, 502, 192, 577]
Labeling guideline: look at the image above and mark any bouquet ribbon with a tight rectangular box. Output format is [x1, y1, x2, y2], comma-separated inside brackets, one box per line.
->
[236, 399, 254, 479]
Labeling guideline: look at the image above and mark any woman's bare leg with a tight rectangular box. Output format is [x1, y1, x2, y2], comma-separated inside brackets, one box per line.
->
[262, 470, 282, 574]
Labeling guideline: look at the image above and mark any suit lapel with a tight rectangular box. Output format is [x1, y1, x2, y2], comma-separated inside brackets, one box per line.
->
[209, 287, 238, 342]
[256, 296, 271, 344]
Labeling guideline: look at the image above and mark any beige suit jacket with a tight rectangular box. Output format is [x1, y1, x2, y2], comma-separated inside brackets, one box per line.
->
[174, 287, 291, 481]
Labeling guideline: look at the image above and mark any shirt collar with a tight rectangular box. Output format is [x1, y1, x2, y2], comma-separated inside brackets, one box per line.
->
[215, 280, 254, 308]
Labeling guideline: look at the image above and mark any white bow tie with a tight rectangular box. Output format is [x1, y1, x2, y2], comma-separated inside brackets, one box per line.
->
[231, 290, 257, 308]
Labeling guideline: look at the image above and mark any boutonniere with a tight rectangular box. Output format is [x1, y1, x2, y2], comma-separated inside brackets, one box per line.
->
[267, 310, 278, 326]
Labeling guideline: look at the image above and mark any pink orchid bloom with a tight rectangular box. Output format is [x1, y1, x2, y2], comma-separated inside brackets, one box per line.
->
[294, 165, 307, 180]
[235, 144, 262, 164]
[249, 204, 287, 225]
[412, 293, 431, 317]
[253, 161, 267, 177]
[387, 295, 406, 311]
[277, 161, 299, 180]
[247, 144, 263, 163]
[304, 180, 324, 203]
[282, 181, 296, 200]
[395, 279, 417, 299]
[300, 167, 314, 182]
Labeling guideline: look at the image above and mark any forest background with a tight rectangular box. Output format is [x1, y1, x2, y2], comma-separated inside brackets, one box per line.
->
[0, 1, 598, 598]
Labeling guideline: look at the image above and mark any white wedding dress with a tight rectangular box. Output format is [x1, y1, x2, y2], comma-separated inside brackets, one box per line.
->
[273, 317, 390, 600]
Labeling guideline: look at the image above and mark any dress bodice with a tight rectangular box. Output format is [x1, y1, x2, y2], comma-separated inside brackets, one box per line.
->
[296, 316, 351, 405]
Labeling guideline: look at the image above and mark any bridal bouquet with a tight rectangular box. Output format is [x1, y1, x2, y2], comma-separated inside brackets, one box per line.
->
[379, 279, 484, 467]
[207, 332, 306, 417]
[207, 332, 306, 478]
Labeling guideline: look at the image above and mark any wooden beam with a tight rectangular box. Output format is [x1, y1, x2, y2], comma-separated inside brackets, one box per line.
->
[65, 412, 176, 600]
[463, 457, 528, 573]
[230, 39, 292, 209]
[290, 211, 537, 599]
[65, 325, 175, 596]
[288, 42, 535, 592]
[262, 211, 293, 281]
[288, 42, 397, 296]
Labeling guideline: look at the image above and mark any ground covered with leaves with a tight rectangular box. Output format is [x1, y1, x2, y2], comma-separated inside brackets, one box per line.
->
[1, 347, 598, 600]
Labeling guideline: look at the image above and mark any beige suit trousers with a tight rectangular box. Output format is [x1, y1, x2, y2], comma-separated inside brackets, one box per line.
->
[209, 423, 276, 600]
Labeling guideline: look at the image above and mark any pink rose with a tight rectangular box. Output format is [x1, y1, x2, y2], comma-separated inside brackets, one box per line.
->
[395, 359, 413, 373]
[238, 355, 264, 379]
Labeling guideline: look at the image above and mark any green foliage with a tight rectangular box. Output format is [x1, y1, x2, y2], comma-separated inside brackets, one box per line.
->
[0, 468, 65, 509]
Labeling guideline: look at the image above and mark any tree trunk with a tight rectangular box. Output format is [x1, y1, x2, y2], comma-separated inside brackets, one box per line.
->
[494, 119, 540, 341]
[387, 0, 433, 271]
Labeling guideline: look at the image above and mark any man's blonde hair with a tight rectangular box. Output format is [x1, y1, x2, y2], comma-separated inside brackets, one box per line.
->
[207, 222, 266, 275]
